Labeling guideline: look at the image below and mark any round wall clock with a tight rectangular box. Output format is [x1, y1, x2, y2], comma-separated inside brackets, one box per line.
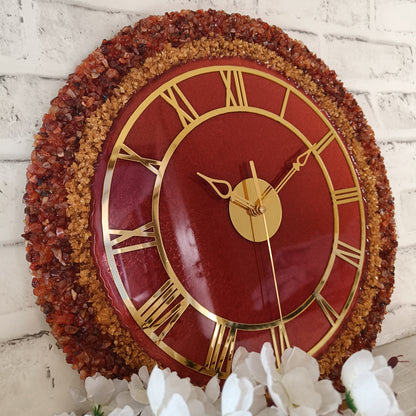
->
[23, 10, 397, 385]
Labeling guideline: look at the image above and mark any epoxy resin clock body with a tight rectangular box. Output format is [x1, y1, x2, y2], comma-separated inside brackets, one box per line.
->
[91, 57, 366, 383]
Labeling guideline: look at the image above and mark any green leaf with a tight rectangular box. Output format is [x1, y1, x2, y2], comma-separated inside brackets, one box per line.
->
[345, 390, 358, 413]
[93, 404, 105, 416]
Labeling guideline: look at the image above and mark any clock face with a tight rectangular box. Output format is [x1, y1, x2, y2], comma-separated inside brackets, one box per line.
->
[91, 56, 366, 383]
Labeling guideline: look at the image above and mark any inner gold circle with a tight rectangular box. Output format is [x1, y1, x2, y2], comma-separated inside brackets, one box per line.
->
[228, 178, 282, 242]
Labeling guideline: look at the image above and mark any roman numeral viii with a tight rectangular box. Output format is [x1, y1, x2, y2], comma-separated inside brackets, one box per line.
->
[205, 323, 237, 374]
[109, 221, 156, 254]
[137, 280, 188, 343]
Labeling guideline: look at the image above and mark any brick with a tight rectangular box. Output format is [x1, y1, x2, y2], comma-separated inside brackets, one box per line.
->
[398, 190, 416, 246]
[379, 141, 416, 246]
[324, 37, 413, 83]
[0, 75, 63, 158]
[259, 0, 327, 24]
[0, 161, 28, 244]
[376, 92, 416, 131]
[0, 244, 34, 316]
[0, 333, 84, 416]
[33, 0, 141, 74]
[326, 0, 370, 29]
[379, 141, 416, 195]
[375, 0, 416, 32]
[0, 0, 26, 59]
[392, 247, 416, 309]
[0, 308, 47, 342]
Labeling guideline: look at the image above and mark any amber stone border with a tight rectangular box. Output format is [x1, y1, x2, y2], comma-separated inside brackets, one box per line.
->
[23, 10, 396, 382]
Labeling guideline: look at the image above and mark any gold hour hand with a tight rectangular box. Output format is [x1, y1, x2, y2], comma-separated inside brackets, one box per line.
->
[197, 172, 256, 211]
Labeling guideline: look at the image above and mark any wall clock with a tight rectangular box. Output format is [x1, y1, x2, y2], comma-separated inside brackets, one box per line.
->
[23, 10, 397, 386]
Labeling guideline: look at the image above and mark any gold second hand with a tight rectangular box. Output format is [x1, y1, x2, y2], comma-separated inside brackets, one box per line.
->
[249, 161, 287, 368]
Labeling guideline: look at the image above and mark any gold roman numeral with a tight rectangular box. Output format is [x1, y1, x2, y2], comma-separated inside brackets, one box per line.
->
[117, 144, 161, 176]
[137, 280, 188, 343]
[280, 88, 290, 118]
[160, 84, 199, 128]
[270, 322, 291, 369]
[335, 240, 362, 268]
[220, 69, 248, 108]
[205, 323, 237, 374]
[333, 187, 361, 205]
[315, 293, 339, 326]
[109, 221, 156, 254]
[314, 131, 335, 155]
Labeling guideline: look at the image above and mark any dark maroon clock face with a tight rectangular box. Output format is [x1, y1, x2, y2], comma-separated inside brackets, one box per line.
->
[91, 56, 366, 384]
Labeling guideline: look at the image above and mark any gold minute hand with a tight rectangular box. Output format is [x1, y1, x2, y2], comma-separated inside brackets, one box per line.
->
[197, 172, 257, 211]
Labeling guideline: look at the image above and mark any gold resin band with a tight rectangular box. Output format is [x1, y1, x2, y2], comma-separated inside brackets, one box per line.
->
[66, 37, 382, 377]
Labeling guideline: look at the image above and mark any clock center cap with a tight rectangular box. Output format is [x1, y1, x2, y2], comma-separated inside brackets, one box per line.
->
[228, 178, 282, 242]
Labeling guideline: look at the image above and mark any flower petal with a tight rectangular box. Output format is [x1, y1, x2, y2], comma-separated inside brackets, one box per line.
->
[247, 351, 268, 385]
[341, 350, 374, 390]
[222, 374, 254, 414]
[315, 380, 341, 416]
[373, 356, 394, 387]
[85, 374, 115, 405]
[107, 405, 136, 416]
[164, 371, 192, 404]
[139, 366, 150, 387]
[256, 406, 283, 416]
[222, 374, 242, 414]
[289, 405, 317, 416]
[281, 347, 319, 381]
[282, 367, 321, 410]
[260, 343, 280, 382]
[129, 373, 149, 404]
[238, 377, 255, 411]
[233, 346, 249, 371]
[251, 385, 267, 415]
[350, 371, 390, 416]
[147, 366, 166, 414]
[187, 398, 206, 416]
[380, 382, 404, 416]
[206, 375, 220, 403]
[160, 394, 190, 416]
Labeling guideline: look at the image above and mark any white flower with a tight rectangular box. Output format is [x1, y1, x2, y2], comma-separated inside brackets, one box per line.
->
[147, 365, 211, 415]
[260, 343, 341, 416]
[341, 350, 403, 416]
[128, 373, 149, 404]
[107, 405, 136, 416]
[221, 373, 253, 415]
[85, 373, 115, 405]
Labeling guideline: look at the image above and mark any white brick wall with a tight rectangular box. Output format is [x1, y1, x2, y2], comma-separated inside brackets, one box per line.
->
[1, 1, 415, 414]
